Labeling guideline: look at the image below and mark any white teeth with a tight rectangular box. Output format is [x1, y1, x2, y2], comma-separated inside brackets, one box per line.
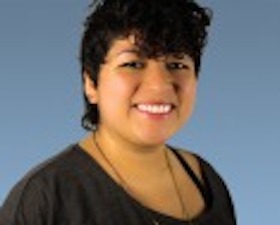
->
[137, 104, 172, 114]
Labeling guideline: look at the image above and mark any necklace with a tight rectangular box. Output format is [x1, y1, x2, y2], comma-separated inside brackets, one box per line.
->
[93, 132, 193, 225]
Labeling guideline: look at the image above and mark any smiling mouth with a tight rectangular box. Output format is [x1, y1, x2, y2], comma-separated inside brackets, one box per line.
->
[135, 104, 174, 114]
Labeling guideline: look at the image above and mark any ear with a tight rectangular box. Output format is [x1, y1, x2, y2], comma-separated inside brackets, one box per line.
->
[83, 71, 98, 104]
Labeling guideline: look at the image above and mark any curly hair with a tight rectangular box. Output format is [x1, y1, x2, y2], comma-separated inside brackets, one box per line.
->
[80, 0, 212, 130]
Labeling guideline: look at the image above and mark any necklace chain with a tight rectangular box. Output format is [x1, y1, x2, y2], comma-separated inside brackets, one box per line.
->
[164, 147, 191, 221]
[93, 132, 193, 225]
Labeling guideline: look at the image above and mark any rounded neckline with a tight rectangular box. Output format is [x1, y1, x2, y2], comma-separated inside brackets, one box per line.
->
[74, 143, 214, 224]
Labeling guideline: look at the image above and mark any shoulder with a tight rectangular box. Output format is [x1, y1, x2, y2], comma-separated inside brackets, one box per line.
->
[172, 147, 203, 182]
[170, 146, 231, 193]
[0, 144, 79, 225]
[5, 143, 81, 196]
[14, 144, 80, 187]
[172, 147, 237, 222]
[172, 147, 222, 181]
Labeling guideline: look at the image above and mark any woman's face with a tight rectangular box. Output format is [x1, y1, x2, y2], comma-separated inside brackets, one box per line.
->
[84, 36, 197, 147]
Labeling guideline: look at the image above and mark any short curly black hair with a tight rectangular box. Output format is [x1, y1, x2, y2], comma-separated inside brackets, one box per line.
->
[80, 0, 212, 130]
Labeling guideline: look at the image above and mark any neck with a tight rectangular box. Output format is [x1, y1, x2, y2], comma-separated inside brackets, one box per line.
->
[92, 129, 169, 174]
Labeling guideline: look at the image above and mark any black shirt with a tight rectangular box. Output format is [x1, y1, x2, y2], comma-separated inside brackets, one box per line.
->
[0, 144, 236, 225]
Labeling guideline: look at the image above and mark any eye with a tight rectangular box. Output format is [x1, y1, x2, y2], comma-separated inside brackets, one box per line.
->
[120, 61, 145, 69]
[166, 62, 189, 70]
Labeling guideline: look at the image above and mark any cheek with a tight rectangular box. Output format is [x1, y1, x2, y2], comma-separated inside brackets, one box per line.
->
[99, 73, 136, 105]
[179, 76, 197, 96]
[188, 82, 197, 99]
[180, 79, 197, 111]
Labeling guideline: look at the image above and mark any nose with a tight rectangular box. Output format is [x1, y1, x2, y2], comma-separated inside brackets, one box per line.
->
[141, 62, 174, 91]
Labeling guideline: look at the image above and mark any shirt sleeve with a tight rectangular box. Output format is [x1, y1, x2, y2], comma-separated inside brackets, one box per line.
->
[0, 175, 51, 225]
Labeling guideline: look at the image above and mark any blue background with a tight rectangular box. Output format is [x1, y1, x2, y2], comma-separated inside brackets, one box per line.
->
[0, 1, 279, 224]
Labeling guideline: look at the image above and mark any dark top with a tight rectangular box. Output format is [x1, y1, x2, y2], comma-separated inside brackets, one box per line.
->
[0, 144, 237, 225]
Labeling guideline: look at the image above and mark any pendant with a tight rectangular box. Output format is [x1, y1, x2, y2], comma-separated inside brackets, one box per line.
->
[153, 220, 160, 225]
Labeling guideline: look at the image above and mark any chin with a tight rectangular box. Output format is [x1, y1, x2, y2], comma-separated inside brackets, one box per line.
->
[133, 131, 174, 147]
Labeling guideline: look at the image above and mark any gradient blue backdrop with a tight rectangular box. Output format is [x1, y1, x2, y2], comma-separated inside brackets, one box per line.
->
[1, 1, 279, 225]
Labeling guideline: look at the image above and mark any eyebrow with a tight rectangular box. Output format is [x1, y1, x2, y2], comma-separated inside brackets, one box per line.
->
[104, 48, 141, 63]
[110, 48, 193, 62]
[116, 49, 141, 57]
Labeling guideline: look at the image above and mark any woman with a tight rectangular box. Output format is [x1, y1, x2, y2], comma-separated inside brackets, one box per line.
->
[0, 0, 237, 224]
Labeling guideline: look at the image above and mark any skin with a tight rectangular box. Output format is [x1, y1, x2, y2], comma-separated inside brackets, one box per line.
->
[80, 35, 205, 220]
